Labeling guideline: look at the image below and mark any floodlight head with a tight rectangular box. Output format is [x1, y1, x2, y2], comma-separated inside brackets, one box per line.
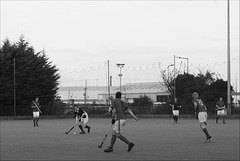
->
[117, 63, 125, 67]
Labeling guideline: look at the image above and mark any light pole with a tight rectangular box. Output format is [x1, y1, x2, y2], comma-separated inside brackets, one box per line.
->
[117, 63, 125, 92]
[174, 55, 176, 100]
[174, 55, 189, 100]
[227, 0, 231, 115]
[14, 57, 16, 117]
[175, 56, 189, 73]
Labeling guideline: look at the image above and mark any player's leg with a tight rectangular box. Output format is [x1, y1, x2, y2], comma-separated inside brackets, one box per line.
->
[175, 110, 179, 123]
[33, 112, 37, 126]
[216, 111, 220, 124]
[104, 131, 117, 152]
[223, 115, 226, 124]
[199, 113, 212, 142]
[35, 112, 40, 126]
[116, 119, 135, 151]
[83, 116, 91, 133]
[33, 117, 36, 126]
[221, 110, 226, 124]
[78, 119, 85, 134]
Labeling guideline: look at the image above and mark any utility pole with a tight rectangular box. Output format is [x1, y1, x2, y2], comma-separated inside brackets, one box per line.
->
[13, 58, 16, 117]
[107, 60, 111, 106]
[174, 55, 176, 101]
[84, 80, 87, 107]
[227, 0, 231, 115]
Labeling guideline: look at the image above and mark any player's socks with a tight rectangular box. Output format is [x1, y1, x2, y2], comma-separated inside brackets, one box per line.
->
[223, 117, 226, 124]
[109, 135, 117, 149]
[78, 125, 85, 134]
[33, 119, 36, 126]
[85, 125, 91, 133]
[118, 135, 130, 145]
[36, 118, 39, 126]
[173, 116, 176, 122]
[216, 117, 219, 124]
[202, 128, 211, 139]
[176, 117, 178, 123]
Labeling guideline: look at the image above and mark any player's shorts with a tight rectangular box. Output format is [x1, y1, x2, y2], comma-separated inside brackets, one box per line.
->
[113, 119, 126, 134]
[33, 111, 40, 117]
[198, 112, 207, 123]
[217, 109, 226, 116]
[172, 110, 179, 116]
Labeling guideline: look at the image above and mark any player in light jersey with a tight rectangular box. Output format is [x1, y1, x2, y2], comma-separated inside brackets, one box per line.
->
[192, 92, 213, 143]
[104, 92, 139, 153]
[216, 97, 226, 124]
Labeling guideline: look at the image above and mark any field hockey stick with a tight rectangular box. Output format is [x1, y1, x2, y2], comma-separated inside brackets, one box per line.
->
[98, 124, 113, 148]
[33, 101, 42, 113]
[65, 123, 78, 134]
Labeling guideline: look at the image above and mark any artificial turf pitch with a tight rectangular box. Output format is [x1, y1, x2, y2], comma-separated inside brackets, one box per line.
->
[1, 117, 239, 160]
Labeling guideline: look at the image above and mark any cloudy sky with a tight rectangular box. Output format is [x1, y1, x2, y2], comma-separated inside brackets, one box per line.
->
[1, 1, 239, 91]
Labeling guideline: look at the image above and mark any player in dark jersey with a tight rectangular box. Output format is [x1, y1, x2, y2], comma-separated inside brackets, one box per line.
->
[104, 92, 139, 153]
[31, 97, 41, 127]
[216, 97, 226, 124]
[192, 92, 212, 143]
[170, 98, 181, 123]
[74, 106, 91, 134]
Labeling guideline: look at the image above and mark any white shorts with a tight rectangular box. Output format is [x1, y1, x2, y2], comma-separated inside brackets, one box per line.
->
[113, 119, 126, 134]
[172, 110, 179, 116]
[33, 111, 40, 118]
[198, 112, 207, 123]
[217, 109, 226, 116]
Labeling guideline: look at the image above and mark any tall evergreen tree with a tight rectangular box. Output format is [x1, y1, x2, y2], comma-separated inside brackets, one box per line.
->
[0, 36, 60, 115]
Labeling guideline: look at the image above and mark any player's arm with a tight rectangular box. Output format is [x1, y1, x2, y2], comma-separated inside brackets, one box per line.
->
[193, 102, 198, 113]
[127, 108, 139, 121]
[111, 108, 116, 124]
[75, 115, 79, 124]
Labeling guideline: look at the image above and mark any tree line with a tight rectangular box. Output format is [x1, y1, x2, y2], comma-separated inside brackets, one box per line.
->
[0, 36, 60, 116]
[0, 36, 237, 116]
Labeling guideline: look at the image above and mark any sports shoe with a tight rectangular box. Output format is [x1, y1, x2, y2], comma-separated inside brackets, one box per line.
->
[206, 136, 213, 143]
[127, 143, 135, 152]
[80, 131, 86, 134]
[104, 147, 113, 153]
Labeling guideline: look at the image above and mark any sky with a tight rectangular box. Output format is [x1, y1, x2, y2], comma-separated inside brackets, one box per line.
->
[1, 1, 239, 92]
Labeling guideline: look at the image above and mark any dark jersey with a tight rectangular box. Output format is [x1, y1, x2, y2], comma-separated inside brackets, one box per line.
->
[216, 101, 225, 110]
[111, 98, 128, 120]
[74, 108, 86, 118]
[172, 102, 181, 110]
[192, 99, 207, 112]
[31, 101, 40, 112]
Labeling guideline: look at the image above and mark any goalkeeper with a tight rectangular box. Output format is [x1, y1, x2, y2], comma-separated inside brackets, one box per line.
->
[74, 106, 91, 134]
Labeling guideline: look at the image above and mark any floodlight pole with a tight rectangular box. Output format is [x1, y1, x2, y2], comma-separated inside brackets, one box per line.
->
[176, 56, 189, 74]
[117, 63, 125, 92]
[227, 0, 231, 115]
[14, 58, 16, 117]
[174, 55, 176, 101]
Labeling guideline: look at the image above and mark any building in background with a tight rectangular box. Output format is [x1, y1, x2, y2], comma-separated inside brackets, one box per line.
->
[58, 82, 170, 105]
